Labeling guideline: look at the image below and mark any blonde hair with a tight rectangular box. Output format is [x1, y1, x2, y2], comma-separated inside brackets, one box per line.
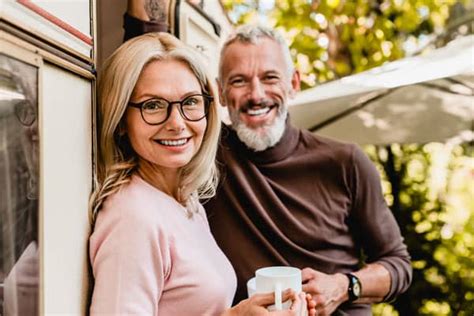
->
[90, 32, 220, 222]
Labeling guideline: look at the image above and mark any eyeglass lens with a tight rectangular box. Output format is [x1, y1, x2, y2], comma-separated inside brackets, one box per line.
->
[140, 94, 209, 125]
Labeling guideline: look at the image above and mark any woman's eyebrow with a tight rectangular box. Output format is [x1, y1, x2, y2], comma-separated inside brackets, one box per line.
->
[134, 90, 202, 100]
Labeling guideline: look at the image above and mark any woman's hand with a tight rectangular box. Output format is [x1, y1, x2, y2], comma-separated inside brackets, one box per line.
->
[305, 293, 317, 316]
[224, 289, 316, 316]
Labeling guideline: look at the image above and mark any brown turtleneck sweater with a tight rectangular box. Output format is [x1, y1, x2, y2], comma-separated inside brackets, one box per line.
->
[205, 122, 411, 315]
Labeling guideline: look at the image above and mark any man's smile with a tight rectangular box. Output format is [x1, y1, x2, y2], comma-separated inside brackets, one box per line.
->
[243, 105, 277, 116]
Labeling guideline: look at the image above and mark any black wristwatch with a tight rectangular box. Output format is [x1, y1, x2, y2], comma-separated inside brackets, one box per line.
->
[345, 273, 362, 302]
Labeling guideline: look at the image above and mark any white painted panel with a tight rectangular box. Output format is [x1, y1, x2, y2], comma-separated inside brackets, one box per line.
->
[31, 0, 91, 36]
[0, 0, 91, 58]
[41, 63, 91, 315]
[179, 1, 220, 80]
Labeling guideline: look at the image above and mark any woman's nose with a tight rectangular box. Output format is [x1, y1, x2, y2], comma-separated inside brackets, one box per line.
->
[164, 104, 185, 131]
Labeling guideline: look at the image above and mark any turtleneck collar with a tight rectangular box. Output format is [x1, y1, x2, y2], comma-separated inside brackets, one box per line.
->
[225, 117, 300, 165]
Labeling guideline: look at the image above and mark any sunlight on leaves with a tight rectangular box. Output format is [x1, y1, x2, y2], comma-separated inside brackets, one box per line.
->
[221, 1, 474, 314]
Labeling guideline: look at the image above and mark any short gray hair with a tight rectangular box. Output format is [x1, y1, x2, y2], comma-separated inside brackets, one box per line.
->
[218, 25, 294, 82]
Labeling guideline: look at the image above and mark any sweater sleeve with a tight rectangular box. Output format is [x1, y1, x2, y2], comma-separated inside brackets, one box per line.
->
[349, 145, 412, 301]
[89, 200, 170, 315]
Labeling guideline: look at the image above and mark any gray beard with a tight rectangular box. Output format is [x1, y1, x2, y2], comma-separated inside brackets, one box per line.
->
[230, 106, 287, 152]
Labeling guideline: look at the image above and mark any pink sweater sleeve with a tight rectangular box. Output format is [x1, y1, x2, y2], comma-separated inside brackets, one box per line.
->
[89, 196, 170, 315]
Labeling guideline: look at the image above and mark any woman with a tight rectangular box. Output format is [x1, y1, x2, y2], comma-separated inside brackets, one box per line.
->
[89, 32, 311, 315]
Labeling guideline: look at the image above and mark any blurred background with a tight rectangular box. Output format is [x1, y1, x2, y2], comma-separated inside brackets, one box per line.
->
[220, 1, 474, 315]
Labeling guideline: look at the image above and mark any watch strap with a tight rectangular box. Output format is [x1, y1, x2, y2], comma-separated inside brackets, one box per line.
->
[344, 273, 361, 302]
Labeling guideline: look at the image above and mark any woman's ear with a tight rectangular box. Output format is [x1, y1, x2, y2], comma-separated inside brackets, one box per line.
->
[117, 122, 127, 136]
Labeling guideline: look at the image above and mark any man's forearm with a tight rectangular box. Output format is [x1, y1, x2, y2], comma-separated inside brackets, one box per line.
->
[352, 263, 391, 303]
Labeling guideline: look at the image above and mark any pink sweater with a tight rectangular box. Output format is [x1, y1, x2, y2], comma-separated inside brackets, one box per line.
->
[89, 175, 236, 315]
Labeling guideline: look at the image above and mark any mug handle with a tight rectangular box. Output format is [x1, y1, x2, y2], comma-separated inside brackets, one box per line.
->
[274, 282, 282, 311]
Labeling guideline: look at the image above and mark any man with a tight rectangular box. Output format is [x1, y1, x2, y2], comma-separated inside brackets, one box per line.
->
[124, 4, 412, 315]
[206, 26, 412, 315]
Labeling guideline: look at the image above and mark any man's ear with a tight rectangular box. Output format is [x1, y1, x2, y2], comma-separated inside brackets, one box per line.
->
[289, 70, 301, 98]
[217, 79, 227, 107]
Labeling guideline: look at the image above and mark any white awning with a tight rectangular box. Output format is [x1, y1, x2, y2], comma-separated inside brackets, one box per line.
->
[288, 35, 474, 145]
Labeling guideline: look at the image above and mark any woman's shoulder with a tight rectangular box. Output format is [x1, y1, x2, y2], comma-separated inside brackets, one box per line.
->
[89, 176, 176, 276]
[98, 175, 177, 227]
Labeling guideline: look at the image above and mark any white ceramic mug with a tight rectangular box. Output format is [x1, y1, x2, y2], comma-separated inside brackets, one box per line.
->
[247, 277, 257, 297]
[254, 266, 302, 311]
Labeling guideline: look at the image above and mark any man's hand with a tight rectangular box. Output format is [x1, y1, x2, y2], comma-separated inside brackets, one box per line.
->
[301, 268, 348, 316]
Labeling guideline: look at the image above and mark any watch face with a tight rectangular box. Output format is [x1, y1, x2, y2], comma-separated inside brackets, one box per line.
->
[353, 282, 361, 297]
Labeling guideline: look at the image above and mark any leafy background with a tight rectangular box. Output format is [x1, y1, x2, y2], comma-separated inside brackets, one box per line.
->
[220, 0, 474, 315]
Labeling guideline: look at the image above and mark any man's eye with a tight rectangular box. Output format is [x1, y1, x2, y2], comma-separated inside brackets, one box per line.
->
[230, 78, 246, 86]
[263, 75, 279, 82]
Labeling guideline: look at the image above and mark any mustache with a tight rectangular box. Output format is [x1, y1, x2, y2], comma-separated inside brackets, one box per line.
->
[240, 99, 279, 112]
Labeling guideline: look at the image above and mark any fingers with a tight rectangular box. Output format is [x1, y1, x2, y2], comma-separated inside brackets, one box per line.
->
[262, 291, 318, 316]
[281, 289, 297, 302]
[312, 294, 327, 306]
[268, 292, 303, 316]
[251, 289, 295, 306]
[250, 292, 275, 306]
[311, 294, 338, 316]
[288, 291, 303, 311]
[301, 268, 316, 282]
[311, 293, 326, 315]
[302, 293, 316, 316]
[306, 293, 316, 309]
[302, 282, 316, 294]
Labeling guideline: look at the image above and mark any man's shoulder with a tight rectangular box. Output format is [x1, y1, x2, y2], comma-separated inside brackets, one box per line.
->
[298, 128, 358, 157]
[299, 131, 379, 176]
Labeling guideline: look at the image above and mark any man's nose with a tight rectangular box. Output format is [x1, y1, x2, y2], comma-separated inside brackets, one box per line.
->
[248, 78, 266, 103]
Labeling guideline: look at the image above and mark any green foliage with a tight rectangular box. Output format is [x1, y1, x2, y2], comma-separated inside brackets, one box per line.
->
[221, 0, 467, 89]
[366, 144, 474, 315]
[221, 1, 474, 314]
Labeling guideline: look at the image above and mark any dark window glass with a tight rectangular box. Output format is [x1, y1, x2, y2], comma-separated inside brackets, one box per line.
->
[0, 53, 39, 316]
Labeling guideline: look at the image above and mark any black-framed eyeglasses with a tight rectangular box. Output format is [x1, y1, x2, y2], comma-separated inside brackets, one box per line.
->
[128, 94, 213, 125]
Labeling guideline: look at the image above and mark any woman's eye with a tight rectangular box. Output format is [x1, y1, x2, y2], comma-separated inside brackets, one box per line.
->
[183, 97, 200, 106]
[143, 100, 167, 110]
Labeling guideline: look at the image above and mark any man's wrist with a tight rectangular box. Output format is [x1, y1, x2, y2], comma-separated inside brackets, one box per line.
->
[335, 273, 350, 302]
[344, 273, 362, 302]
